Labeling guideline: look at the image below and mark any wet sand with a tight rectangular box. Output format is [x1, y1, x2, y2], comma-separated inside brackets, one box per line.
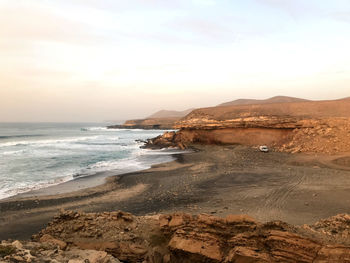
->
[1, 144, 350, 240]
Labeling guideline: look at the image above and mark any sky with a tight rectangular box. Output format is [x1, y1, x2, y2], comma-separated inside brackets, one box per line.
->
[0, 0, 350, 122]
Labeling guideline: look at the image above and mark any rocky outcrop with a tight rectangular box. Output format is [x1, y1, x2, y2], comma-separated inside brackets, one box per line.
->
[159, 213, 350, 262]
[32, 210, 151, 262]
[142, 131, 187, 150]
[2, 210, 349, 262]
[302, 214, 350, 245]
[277, 118, 350, 154]
[0, 239, 120, 263]
[144, 98, 350, 154]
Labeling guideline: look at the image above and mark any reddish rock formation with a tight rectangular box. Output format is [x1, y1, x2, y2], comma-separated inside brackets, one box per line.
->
[142, 131, 187, 149]
[1, 210, 346, 262]
[159, 213, 350, 262]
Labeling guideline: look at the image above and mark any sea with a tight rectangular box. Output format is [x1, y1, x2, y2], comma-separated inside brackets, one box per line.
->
[0, 123, 179, 200]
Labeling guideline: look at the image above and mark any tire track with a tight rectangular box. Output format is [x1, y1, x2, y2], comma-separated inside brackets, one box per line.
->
[252, 168, 308, 221]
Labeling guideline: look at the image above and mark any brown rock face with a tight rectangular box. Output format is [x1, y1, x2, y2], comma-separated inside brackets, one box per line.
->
[304, 214, 350, 244]
[143, 131, 187, 150]
[25, 211, 350, 263]
[39, 234, 67, 250]
[33, 210, 153, 262]
[161, 214, 326, 263]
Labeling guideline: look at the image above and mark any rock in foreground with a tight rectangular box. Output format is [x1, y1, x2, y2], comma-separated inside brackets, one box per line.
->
[1, 211, 350, 262]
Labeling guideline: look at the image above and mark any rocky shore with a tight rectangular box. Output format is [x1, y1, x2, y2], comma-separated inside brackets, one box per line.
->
[1, 210, 350, 262]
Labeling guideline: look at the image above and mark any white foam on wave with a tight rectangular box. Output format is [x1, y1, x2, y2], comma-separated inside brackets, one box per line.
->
[0, 174, 73, 200]
[111, 128, 150, 132]
[1, 150, 25, 156]
[143, 148, 188, 155]
[83, 127, 118, 132]
[87, 157, 147, 173]
[0, 136, 99, 148]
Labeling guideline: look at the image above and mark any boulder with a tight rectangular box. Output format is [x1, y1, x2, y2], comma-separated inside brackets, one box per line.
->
[40, 234, 67, 250]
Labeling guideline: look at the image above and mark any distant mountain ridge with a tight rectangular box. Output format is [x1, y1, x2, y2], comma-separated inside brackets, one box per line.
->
[108, 96, 349, 130]
[218, 96, 310, 107]
[147, 109, 194, 119]
[107, 108, 194, 130]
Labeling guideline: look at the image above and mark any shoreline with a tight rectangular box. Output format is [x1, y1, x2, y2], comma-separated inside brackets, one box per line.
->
[0, 147, 185, 201]
[1, 144, 350, 240]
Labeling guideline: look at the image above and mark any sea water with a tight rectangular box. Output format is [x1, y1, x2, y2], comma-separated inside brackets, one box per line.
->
[0, 123, 178, 199]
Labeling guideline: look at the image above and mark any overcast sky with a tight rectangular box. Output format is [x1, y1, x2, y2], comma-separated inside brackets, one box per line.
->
[1, 0, 350, 122]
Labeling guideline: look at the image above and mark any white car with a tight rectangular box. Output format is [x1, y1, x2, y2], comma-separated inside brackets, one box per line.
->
[259, 146, 269, 152]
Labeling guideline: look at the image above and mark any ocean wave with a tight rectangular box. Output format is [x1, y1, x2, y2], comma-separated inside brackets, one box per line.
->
[0, 175, 73, 200]
[1, 150, 26, 156]
[0, 157, 148, 199]
[79, 142, 124, 146]
[0, 136, 99, 148]
[70, 157, 148, 179]
[90, 158, 145, 170]
[143, 149, 188, 155]
[0, 134, 44, 140]
[0, 149, 176, 199]
[0, 126, 169, 200]
[81, 127, 116, 132]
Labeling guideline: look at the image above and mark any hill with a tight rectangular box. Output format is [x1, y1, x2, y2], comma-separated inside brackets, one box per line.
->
[107, 108, 194, 130]
[147, 109, 194, 119]
[184, 98, 350, 122]
[218, 96, 310, 107]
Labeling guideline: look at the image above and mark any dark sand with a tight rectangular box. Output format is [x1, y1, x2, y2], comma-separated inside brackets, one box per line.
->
[1, 144, 350, 240]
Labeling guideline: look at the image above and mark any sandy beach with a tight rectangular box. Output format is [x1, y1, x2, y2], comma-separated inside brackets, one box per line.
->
[1, 144, 350, 241]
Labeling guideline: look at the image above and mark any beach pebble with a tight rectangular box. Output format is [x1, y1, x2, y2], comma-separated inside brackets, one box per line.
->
[11, 240, 23, 249]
